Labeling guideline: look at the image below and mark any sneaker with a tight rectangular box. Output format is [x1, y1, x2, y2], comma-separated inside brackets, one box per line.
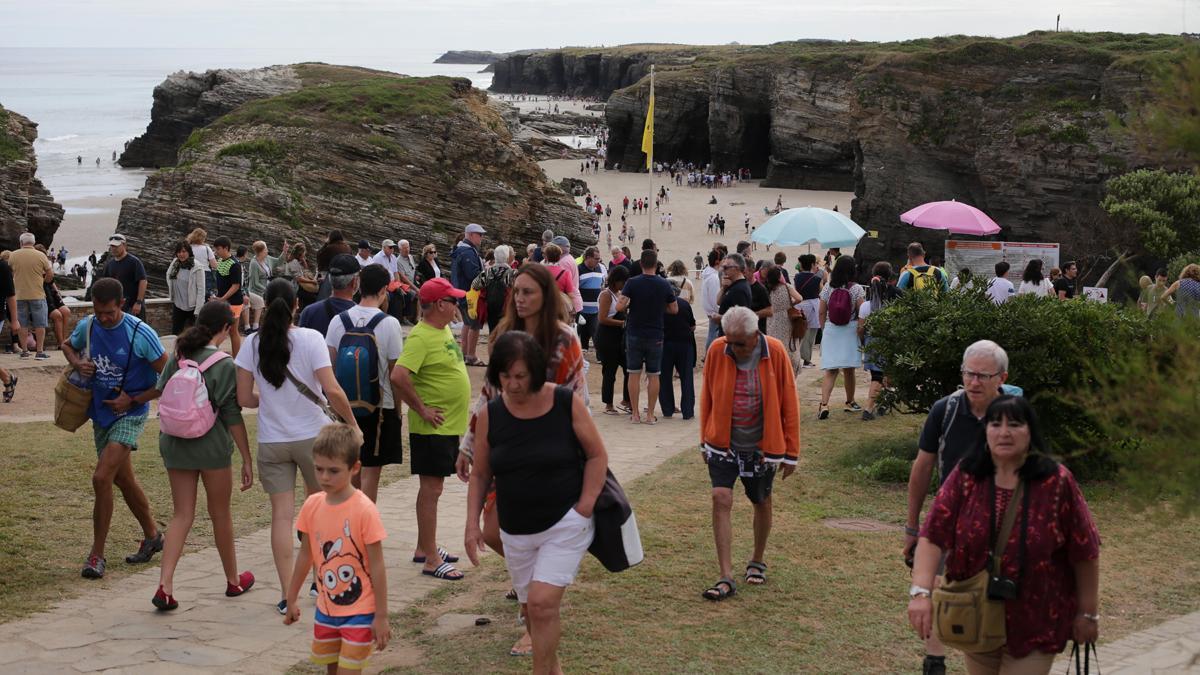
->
[226, 571, 256, 597]
[844, 401, 863, 413]
[152, 586, 178, 611]
[81, 554, 106, 579]
[19, 351, 31, 359]
[276, 599, 288, 615]
[35, 352, 50, 360]
[309, 581, 318, 598]
[922, 655, 947, 675]
[125, 531, 164, 563]
[861, 410, 876, 421]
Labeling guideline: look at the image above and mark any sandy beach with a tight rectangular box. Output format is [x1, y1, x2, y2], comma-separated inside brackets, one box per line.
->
[538, 159, 854, 276]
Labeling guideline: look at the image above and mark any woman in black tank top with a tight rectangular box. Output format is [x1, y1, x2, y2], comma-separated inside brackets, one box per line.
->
[464, 331, 609, 672]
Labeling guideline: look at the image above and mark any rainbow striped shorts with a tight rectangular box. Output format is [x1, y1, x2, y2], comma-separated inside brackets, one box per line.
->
[312, 609, 374, 670]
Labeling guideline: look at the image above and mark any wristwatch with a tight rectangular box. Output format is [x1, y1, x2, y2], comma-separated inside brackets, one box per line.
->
[909, 584, 931, 598]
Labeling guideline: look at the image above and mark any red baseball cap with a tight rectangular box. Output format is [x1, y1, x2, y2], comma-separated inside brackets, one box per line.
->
[418, 277, 466, 304]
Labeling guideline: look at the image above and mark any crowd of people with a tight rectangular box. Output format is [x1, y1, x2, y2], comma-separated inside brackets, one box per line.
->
[10, 201, 1199, 674]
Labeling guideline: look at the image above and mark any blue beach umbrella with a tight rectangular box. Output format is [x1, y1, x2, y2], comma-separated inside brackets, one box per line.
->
[750, 207, 866, 248]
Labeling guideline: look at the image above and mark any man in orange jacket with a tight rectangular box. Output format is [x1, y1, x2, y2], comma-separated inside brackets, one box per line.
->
[699, 306, 801, 601]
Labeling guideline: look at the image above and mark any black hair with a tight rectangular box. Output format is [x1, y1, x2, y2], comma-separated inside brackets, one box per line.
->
[1155, 268, 1168, 278]
[707, 249, 722, 267]
[799, 254, 816, 271]
[869, 261, 896, 310]
[606, 264, 629, 289]
[960, 396, 1059, 482]
[485, 331, 548, 391]
[641, 238, 656, 251]
[639, 249, 658, 270]
[173, 240, 191, 258]
[995, 261, 1010, 277]
[213, 235, 232, 250]
[358, 263, 390, 297]
[765, 266, 783, 290]
[736, 240, 751, 254]
[92, 278, 123, 305]
[258, 278, 296, 388]
[1022, 259, 1044, 284]
[176, 300, 233, 356]
[830, 255, 856, 288]
[236, 245, 248, 258]
[326, 230, 344, 244]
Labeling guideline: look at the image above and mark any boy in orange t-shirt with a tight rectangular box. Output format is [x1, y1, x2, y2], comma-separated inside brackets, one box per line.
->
[284, 424, 390, 672]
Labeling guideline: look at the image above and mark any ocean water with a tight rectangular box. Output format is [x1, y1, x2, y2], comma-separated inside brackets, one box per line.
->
[0, 48, 494, 254]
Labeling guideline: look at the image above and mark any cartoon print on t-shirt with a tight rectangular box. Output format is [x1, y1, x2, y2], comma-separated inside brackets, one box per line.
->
[318, 519, 366, 607]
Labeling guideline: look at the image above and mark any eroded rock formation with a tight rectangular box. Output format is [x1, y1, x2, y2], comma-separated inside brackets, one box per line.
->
[0, 105, 64, 249]
[435, 51, 503, 64]
[116, 68, 592, 287]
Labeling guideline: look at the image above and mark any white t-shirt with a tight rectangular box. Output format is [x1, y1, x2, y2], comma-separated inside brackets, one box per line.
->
[233, 327, 333, 443]
[987, 277, 1015, 304]
[1017, 278, 1053, 297]
[371, 251, 398, 278]
[859, 300, 873, 320]
[191, 244, 216, 270]
[325, 305, 404, 409]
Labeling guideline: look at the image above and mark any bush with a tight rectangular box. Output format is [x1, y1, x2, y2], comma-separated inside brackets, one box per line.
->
[863, 287, 1150, 478]
[1167, 250, 1200, 281]
[858, 457, 913, 483]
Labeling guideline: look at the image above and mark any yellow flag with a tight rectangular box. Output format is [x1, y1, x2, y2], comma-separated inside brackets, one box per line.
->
[641, 91, 654, 169]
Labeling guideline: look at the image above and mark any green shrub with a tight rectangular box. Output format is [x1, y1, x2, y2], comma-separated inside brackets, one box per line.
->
[0, 106, 23, 164]
[857, 457, 913, 483]
[1048, 124, 1089, 144]
[216, 139, 286, 162]
[1167, 250, 1200, 281]
[863, 288, 1150, 479]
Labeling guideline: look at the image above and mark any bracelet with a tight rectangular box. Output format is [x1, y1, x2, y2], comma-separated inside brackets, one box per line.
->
[458, 449, 473, 461]
[1079, 613, 1100, 622]
[904, 526, 920, 537]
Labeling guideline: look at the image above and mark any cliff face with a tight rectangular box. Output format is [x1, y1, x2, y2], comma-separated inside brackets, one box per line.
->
[119, 65, 305, 168]
[435, 51, 502, 64]
[0, 105, 64, 249]
[117, 68, 592, 286]
[489, 46, 741, 97]
[600, 34, 1191, 261]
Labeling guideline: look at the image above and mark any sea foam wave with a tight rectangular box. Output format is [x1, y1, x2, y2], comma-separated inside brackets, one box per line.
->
[40, 134, 80, 142]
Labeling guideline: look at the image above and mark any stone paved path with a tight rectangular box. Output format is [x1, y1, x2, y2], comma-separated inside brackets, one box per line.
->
[1090, 611, 1200, 674]
[0, 356, 705, 674]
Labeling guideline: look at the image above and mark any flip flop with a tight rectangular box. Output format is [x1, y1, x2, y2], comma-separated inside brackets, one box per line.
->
[422, 561, 464, 581]
[603, 409, 624, 416]
[643, 416, 658, 425]
[412, 547, 460, 564]
[464, 356, 487, 367]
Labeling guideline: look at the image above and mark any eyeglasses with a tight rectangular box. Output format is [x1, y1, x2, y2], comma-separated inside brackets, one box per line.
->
[427, 251, 436, 255]
[721, 265, 740, 271]
[961, 370, 1001, 382]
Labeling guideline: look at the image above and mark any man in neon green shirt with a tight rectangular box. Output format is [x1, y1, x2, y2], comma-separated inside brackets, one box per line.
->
[391, 278, 472, 580]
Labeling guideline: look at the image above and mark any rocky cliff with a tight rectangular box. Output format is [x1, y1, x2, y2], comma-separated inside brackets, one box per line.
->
[0, 105, 64, 250]
[116, 66, 592, 286]
[594, 33, 1192, 261]
[435, 50, 502, 64]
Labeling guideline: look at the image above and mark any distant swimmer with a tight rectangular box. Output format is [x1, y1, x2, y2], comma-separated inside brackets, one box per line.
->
[95, 157, 100, 166]
[112, 151, 116, 161]
[77, 155, 82, 165]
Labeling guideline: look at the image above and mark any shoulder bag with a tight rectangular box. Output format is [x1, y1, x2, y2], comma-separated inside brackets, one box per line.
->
[1064, 641, 1100, 674]
[54, 318, 94, 432]
[932, 478, 1027, 653]
[285, 368, 344, 424]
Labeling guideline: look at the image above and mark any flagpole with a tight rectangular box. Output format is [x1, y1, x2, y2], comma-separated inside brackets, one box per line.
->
[647, 65, 654, 238]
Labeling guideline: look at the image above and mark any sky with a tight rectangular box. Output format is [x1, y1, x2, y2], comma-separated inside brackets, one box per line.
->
[1, 0, 1195, 51]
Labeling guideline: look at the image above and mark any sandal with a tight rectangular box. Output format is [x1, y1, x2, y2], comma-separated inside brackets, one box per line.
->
[504, 588, 518, 601]
[643, 416, 658, 425]
[701, 577, 737, 601]
[464, 356, 487, 367]
[412, 547, 459, 564]
[421, 561, 464, 581]
[509, 630, 534, 657]
[2, 375, 16, 403]
[603, 408, 624, 416]
[745, 561, 767, 586]
[817, 404, 830, 420]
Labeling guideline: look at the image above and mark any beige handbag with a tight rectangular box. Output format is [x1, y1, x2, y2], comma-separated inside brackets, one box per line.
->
[933, 480, 1025, 653]
[54, 318, 93, 432]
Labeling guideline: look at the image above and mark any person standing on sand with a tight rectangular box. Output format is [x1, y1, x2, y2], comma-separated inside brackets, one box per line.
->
[62, 278, 167, 579]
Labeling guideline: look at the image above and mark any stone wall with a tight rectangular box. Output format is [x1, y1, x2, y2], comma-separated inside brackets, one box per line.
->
[1, 299, 175, 351]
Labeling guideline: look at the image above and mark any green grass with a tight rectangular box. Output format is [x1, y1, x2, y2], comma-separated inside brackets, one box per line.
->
[212, 76, 465, 132]
[362, 411, 1200, 673]
[0, 106, 24, 164]
[0, 417, 406, 624]
[216, 139, 286, 162]
[1048, 124, 1090, 144]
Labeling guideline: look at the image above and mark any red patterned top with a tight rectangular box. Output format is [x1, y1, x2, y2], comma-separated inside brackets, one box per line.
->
[921, 464, 1101, 657]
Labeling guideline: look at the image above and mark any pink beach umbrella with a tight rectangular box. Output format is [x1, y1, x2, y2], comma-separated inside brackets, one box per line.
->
[900, 200, 1001, 236]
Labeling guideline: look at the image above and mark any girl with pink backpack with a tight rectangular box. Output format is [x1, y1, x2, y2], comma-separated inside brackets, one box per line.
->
[147, 300, 255, 611]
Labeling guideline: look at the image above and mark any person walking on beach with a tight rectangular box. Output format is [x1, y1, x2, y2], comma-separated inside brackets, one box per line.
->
[235, 278, 359, 615]
[617, 249, 678, 424]
[452, 224, 487, 367]
[9, 232, 54, 359]
[62, 278, 167, 579]
[149, 300, 255, 611]
[699, 306, 800, 600]
[284, 424, 391, 672]
[903, 340, 1011, 675]
[390, 278, 473, 580]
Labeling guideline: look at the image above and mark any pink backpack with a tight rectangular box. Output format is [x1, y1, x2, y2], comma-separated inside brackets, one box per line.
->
[158, 351, 231, 439]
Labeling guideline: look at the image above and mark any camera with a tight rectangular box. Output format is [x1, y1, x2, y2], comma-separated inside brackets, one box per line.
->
[987, 574, 1019, 601]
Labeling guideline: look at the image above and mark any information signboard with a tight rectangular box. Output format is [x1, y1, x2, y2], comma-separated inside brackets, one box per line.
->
[944, 241, 1060, 278]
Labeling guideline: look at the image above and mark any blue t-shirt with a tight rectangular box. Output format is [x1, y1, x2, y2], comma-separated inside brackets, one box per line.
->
[67, 314, 165, 428]
[621, 273, 676, 340]
[298, 296, 356, 336]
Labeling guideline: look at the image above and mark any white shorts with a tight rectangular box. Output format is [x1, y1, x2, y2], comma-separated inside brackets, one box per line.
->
[500, 507, 594, 603]
[247, 292, 265, 311]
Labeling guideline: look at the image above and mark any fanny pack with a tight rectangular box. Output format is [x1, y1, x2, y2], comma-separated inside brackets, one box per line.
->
[933, 479, 1026, 653]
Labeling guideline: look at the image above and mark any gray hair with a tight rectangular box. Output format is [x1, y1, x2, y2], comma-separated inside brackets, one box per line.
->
[493, 244, 512, 267]
[330, 272, 357, 290]
[724, 252, 747, 272]
[720, 306, 758, 337]
[962, 339, 1009, 373]
[397, 239, 409, 249]
[19, 232, 36, 246]
[542, 229, 554, 243]
[610, 246, 623, 256]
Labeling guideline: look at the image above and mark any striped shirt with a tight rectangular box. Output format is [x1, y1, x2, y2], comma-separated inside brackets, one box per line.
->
[578, 262, 606, 315]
